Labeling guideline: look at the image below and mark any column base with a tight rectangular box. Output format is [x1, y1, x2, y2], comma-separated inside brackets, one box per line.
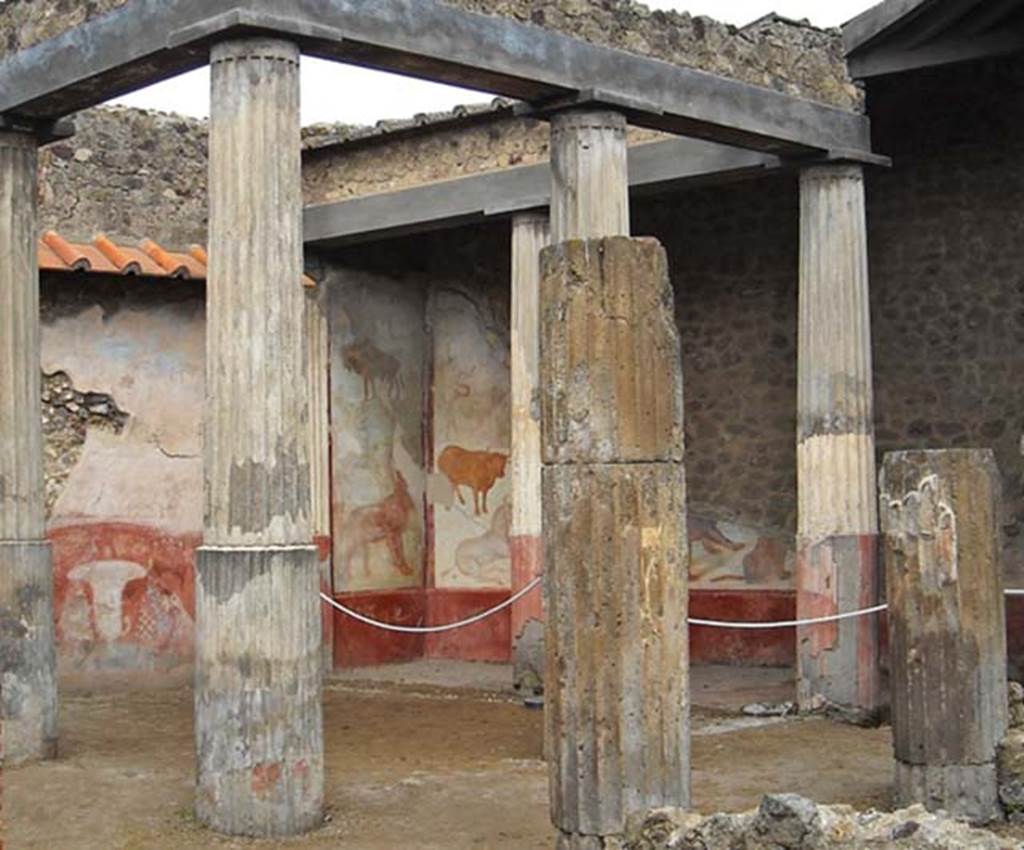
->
[896, 760, 1001, 823]
[796, 534, 882, 724]
[194, 545, 324, 837]
[556, 831, 625, 849]
[0, 540, 58, 765]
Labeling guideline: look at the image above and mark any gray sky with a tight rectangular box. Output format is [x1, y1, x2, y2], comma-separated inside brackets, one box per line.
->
[110, 1, 878, 126]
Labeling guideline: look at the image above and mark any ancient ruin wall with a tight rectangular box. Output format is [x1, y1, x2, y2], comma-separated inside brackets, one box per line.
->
[39, 106, 209, 248]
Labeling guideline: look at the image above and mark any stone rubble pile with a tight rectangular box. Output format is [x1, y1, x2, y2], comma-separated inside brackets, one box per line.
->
[999, 682, 1024, 823]
[623, 794, 1017, 850]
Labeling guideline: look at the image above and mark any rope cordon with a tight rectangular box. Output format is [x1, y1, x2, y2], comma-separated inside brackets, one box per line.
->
[320, 582, 1024, 634]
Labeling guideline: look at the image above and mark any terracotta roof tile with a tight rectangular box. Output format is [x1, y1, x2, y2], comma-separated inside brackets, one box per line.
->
[38, 231, 318, 288]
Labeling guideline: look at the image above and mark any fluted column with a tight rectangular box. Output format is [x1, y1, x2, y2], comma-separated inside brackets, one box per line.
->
[881, 449, 1007, 822]
[549, 110, 629, 243]
[0, 131, 58, 765]
[195, 38, 323, 837]
[542, 238, 689, 849]
[510, 212, 549, 694]
[796, 163, 880, 720]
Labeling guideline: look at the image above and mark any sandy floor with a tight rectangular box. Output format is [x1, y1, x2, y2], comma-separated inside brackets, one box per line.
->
[6, 664, 895, 850]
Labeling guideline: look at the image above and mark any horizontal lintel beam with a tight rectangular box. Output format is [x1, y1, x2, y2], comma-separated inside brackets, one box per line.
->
[303, 137, 779, 248]
[0, 0, 874, 158]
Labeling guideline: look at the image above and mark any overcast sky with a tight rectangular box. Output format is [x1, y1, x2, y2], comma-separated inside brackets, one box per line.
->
[110, 0, 879, 126]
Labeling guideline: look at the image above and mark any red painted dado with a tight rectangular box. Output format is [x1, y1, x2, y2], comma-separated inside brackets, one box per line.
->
[425, 588, 511, 663]
[49, 522, 201, 671]
[509, 535, 543, 640]
[690, 590, 796, 667]
[332, 588, 426, 667]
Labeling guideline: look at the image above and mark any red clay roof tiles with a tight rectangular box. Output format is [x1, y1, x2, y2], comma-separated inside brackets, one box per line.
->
[39, 231, 317, 287]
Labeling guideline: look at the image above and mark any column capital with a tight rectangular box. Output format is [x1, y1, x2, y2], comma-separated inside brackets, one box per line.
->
[0, 115, 75, 147]
[799, 161, 865, 185]
[210, 37, 300, 67]
[549, 107, 628, 135]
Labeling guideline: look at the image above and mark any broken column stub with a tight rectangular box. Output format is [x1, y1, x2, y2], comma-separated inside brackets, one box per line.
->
[541, 238, 689, 848]
[796, 164, 880, 722]
[0, 131, 58, 765]
[195, 38, 323, 837]
[880, 449, 1008, 823]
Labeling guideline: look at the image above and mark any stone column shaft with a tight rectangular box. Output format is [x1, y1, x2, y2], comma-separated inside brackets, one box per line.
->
[796, 164, 880, 720]
[549, 110, 629, 244]
[0, 131, 58, 764]
[510, 212, 549, 694]
[542, 238, 689, 849]
[880, 449, 1007, 822]
[195, 38, 323, 837]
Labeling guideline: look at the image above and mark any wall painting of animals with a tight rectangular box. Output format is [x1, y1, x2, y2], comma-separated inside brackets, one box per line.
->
[429, 285, 512, 589]
[328, 271, 426, 593]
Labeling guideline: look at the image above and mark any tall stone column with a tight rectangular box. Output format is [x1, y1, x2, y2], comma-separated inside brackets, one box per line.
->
[0, 131, 58, 765]
[542, 237, 689, 849]
[796, 163, 880, 721]
[195, 39, 323, 837]
[510, 212, 549, 694]
[549, 110, 629, 243]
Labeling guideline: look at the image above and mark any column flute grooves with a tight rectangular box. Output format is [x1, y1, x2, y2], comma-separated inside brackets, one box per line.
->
[195, 38, 322, 837]
[0, 131, 58, 764]
[797, 165, 876, 543]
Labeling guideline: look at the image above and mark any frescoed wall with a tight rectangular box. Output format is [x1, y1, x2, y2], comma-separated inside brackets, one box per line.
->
[40, 278, 205, 673]
[429, 282, 512, 590]
[688, 515, 794, 591]
[327, 269, 426, 593]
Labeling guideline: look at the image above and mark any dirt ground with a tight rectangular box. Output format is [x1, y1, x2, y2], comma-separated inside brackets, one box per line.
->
[6, 664, 895, 850]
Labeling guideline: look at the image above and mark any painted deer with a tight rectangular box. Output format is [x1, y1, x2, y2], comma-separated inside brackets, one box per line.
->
[338, 470, 416, 578]
[342, 338, 404, 401]
[437, 446, 508, 516]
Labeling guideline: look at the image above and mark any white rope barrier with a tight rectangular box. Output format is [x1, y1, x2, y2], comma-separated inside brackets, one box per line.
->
[319, 576, 542, 634]
[689, 603, 889, 630]
[321, 582, 1024, 634]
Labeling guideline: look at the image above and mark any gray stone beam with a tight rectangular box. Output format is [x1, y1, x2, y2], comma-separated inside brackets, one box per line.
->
[303, 137, 779, 249]
[842, 0, 1024, 79]
[0, 0, 875, 157]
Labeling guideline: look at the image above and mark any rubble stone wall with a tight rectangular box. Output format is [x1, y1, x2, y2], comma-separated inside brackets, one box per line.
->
[866, 54, 1024, 587]
[38, 107, 209, 248]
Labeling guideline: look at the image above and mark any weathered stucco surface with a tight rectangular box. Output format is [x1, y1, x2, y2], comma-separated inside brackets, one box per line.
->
[40, 276, 204, 672]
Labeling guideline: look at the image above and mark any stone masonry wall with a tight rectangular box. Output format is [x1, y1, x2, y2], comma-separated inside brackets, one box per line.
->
[442, 1, 859, 108]
[39, 106, 208, 248]
[866, 55, 1024, 586]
